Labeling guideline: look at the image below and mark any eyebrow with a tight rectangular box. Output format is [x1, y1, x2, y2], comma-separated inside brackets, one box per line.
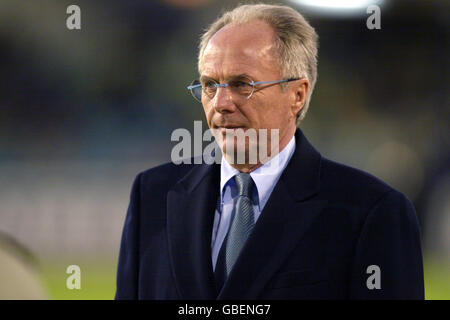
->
[199, 75, 215, 83]
[199, 73, 255, 83]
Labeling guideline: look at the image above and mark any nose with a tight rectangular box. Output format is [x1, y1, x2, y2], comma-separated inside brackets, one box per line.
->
[212, 85, 237, 114]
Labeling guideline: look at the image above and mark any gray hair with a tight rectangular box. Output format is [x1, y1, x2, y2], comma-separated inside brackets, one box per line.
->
[198, 3, 319, 123]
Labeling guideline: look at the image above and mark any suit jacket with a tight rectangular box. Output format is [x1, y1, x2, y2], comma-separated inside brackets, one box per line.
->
[115, 128, 424, 299]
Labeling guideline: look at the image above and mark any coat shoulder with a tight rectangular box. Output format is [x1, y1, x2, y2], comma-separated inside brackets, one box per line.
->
[137, 161, 195, 191]
[319, 157, 407, 211]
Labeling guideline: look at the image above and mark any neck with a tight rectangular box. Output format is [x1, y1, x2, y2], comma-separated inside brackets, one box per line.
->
[225, 126, 296, 173]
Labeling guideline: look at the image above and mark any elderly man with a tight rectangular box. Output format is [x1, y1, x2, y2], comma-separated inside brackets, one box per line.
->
[116, 4, 424, 299]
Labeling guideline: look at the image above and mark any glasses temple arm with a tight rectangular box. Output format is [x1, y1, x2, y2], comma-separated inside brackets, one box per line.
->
[251, 77, 301, 86]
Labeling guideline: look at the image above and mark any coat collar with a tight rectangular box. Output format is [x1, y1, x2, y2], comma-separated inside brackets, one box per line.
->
[166, 128, 326, 299]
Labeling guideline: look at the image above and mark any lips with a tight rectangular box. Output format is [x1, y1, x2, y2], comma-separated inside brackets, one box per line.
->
[217, 125, 245, 131]
[215, 123, 243, 128]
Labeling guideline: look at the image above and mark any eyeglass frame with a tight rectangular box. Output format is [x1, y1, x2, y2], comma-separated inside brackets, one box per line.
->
[186, 77, 302, 102]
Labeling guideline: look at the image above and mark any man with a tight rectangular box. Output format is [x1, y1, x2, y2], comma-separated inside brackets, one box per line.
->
[116, 4, 424, 299]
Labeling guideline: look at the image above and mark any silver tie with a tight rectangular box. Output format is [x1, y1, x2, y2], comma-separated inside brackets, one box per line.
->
[224, 172, 256, 275]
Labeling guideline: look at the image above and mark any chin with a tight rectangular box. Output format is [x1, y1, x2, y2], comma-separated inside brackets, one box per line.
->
[222, 141, 260, 166]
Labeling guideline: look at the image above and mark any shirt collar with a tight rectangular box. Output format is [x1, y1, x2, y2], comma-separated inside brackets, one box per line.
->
[219, 134, 296, 209]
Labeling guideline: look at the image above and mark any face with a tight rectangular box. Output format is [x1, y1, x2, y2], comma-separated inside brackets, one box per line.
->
[199, 20, 307, 168]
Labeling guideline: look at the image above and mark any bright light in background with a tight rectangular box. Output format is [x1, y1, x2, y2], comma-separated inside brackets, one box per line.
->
[288, 0, 385, 16]
[291, 0, 382, 9]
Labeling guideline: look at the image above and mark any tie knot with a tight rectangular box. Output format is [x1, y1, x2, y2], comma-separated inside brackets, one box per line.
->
[234, 173, 255, 198]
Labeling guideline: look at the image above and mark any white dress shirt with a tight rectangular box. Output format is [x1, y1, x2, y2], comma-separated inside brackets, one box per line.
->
[211, 134, 296, 270]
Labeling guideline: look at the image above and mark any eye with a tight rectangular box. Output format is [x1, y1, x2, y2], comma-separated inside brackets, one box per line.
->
[203, 80, 217, 89]
[229, 80, 251, 88]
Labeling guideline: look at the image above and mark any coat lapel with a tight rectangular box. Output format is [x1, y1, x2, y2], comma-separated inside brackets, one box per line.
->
[217, 128, 327, 299]
[166, 163, 220, 299]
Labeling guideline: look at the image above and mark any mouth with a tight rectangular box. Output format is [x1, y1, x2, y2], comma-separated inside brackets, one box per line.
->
[216, 126, 246, 134]
[214, 123, 246, 129]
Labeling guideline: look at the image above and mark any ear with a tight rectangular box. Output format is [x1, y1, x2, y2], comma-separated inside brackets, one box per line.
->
[290, 78, 309, 119]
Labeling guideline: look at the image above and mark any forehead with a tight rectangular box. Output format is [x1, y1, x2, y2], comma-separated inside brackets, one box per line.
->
[200, 20, 280, 80]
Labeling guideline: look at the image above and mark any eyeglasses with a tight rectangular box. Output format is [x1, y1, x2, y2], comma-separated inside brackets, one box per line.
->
[186, 76, 301, 102]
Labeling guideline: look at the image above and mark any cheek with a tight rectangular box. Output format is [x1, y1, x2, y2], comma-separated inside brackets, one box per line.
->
[202, 103, 213, 120]
[259, 98, 283, 120]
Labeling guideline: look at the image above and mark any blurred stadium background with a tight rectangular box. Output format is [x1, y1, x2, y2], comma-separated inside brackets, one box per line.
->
[0, 0, 448, 299]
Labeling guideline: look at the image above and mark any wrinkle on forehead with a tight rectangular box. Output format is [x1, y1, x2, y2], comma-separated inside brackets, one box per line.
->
[199, 20, 280, 79]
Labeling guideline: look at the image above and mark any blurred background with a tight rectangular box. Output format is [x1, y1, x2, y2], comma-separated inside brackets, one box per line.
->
[0, 0, 448, 299]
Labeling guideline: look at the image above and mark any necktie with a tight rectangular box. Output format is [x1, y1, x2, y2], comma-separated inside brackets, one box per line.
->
[215, 173, 256, 291]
